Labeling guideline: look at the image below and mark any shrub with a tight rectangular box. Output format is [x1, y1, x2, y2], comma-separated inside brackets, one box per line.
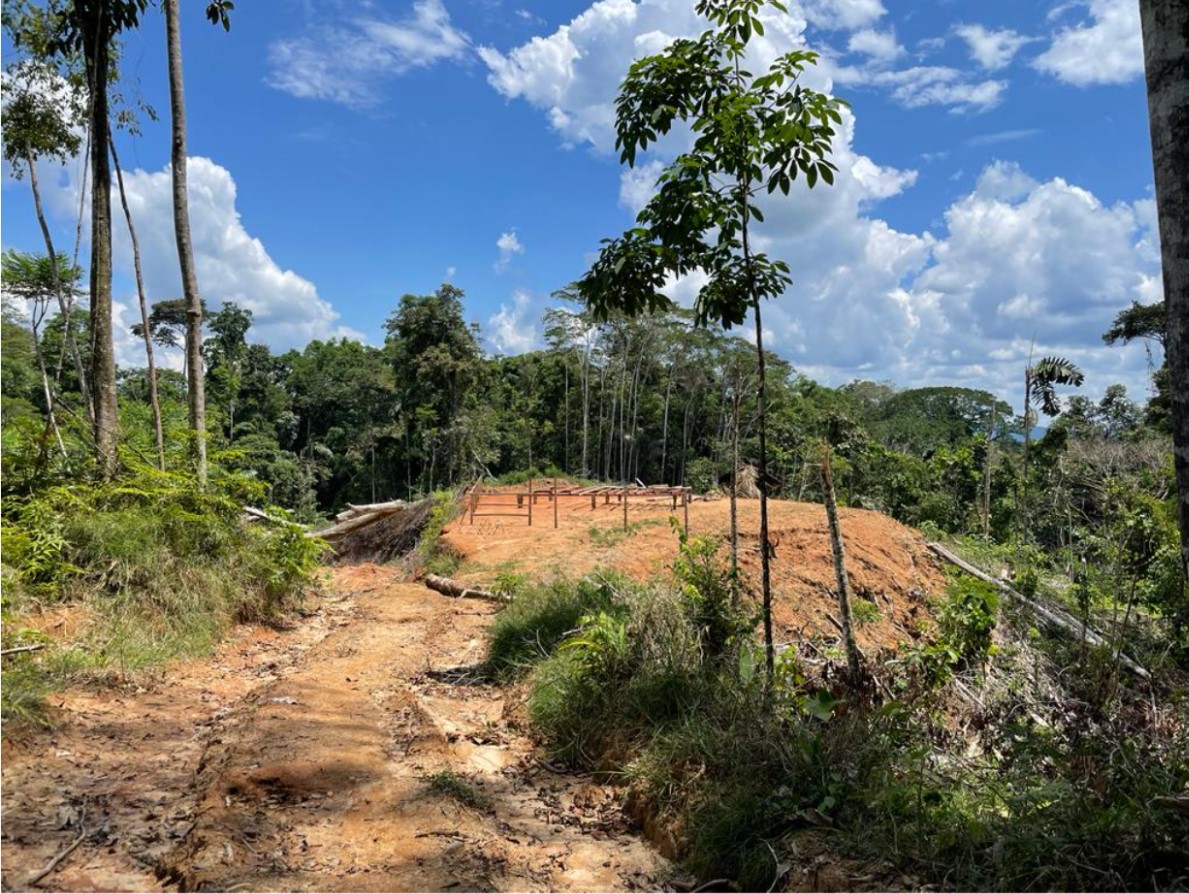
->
[0, 466, 325, 727]
[483, 574, 619, 679]
[939, 576, 1000, 668]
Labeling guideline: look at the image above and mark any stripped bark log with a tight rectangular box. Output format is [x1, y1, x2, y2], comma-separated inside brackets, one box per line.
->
[335, 499, 409, 521]
[1, 644, 47, 657]
[927, 542, 1150, 680]
[312, 510, 393, 541]
[424, 575, 511, 604]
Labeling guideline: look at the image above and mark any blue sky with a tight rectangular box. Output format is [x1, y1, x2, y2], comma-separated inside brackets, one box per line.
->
[0, 0, 1164, 411]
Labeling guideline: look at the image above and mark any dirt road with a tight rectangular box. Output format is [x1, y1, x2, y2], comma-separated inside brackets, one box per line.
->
[1, 565, 669, 892]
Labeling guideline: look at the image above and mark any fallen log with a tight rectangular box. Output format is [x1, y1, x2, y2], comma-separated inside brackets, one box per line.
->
[335, 499, 409, 522]
[312, 510, 389, 541]
[927, 542, 1150, 680]
[424, 574, 511, 604]
[1, 644, 47, 657]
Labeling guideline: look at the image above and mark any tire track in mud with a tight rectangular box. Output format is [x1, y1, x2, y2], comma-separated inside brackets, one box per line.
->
[159, 564, 668, 892]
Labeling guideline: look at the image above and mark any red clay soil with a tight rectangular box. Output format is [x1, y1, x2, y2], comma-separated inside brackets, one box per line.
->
[444, 492, 946, 654]
[1, 567, 668, 893]
[1, 496, 941, 894]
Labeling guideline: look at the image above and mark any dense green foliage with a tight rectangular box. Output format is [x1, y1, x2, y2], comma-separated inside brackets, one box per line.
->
[4, 263, 1184, 655]
[495, 558, 1188, 891]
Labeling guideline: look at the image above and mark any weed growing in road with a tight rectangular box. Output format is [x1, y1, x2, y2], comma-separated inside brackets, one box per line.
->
[422, 770, 492, 812]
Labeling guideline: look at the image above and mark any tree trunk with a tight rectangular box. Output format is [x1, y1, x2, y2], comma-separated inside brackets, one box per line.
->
[28, 306, 68, 464]
[982, 403, 996, 537]
[82, 5, 119, 480]
[1020, 366, 1032, 543]
[110, 137, 166, 470]
[27, 151, 91, 421]
[729, 378, 740, 602]
[822, 445, 863, 678]
[753, 297, 775, 685]
[660, 372, 672, 485]
[1140, 0, 1189, 582]
[166, 0, 206, 487]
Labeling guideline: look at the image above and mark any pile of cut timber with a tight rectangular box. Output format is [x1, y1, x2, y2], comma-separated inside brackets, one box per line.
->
[312, 499, 409, 543]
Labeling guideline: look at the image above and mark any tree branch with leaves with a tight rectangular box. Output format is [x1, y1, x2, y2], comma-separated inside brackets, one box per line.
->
[577, 0, 844, 687]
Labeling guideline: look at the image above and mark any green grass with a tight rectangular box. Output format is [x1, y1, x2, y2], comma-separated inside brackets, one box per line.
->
[483, 573, 621, 680]
[1, 469, 325, 730]
[490, 563, 1189, 892]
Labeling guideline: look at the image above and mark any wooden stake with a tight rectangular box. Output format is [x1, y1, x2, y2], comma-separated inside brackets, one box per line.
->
[553, 481, 559, 529]
[528, 478, 534, 526]
[623, 485, 629, 531]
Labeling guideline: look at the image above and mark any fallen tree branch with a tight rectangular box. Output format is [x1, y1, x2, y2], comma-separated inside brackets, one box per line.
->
[28, 803, 87, 888]
[424, 575, 511, 604]
[927, 542, 1150, 680]
[242, 506, 305, 528]
[1, 644, 47, 657]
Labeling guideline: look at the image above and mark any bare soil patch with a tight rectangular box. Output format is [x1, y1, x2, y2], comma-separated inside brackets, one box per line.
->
[444, 494, 946, 653]
[1, 565, 667, 892]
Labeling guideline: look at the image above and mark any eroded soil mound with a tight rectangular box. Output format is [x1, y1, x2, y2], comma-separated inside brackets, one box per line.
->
[443, 494, 946, 653]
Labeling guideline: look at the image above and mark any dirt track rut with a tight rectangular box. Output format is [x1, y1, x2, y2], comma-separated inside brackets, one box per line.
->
[1, 565, 668, 893]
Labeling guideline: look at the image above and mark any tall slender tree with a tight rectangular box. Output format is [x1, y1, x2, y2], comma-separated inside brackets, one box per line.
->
[1138, 0, 1189, 581]
[577, 0, 843, 685]
[2, 16, 93, 422]
[164, 0, 206, 485]
[56, 0, 150, 478]
[110, 136, 165, 468]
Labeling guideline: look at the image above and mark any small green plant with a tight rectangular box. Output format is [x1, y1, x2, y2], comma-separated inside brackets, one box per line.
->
[1015, 564, 1040, 598]
[851, 599, 881, 628]
[492, 569, 529, 599]
[422, 770, 492, 812]
[670, 528, 746, 661]
[413, 491, 463, 575]
[939, 576, 1000, 668]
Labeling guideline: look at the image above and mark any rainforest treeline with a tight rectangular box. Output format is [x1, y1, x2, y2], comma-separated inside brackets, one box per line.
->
[4, 275, 1183, 636]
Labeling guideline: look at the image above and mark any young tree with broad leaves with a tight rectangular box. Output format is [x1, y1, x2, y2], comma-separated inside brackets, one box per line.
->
[576, 0, 844, 685]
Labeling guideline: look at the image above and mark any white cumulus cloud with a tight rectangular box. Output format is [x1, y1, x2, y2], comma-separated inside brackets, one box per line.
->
[955, 23, 1032, 71]
[487, 289, 538, 354]
[1032, 0, 1143, 86]
[50, 156, 362, 368]
[846, 28, 904, 64]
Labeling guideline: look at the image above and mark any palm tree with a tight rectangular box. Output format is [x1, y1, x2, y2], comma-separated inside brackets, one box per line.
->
[1020, 355, 1084, 540]
[1138, 0, 1188, 582]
